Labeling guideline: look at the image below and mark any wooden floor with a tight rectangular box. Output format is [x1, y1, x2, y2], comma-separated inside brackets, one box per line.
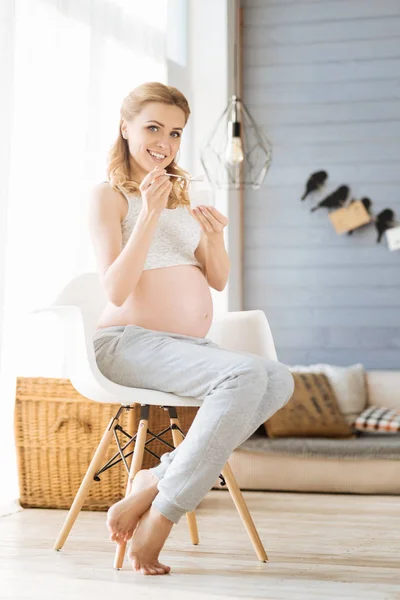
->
[1, 490, 399, 600]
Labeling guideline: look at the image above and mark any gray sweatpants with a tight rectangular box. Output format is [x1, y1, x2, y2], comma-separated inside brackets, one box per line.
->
[93, 324, 294, 524]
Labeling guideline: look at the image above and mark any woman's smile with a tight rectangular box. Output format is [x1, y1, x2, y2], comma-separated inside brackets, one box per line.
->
[147, 149, 167, 163]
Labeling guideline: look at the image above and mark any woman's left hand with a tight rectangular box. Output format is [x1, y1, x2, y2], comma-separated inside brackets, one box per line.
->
[191, 205, 229, 238]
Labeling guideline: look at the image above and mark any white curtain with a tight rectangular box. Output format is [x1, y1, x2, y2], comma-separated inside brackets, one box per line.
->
[0, 0, 167, 515]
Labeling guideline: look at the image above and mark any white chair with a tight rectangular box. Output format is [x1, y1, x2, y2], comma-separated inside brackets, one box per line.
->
[34, 272, 278, 569]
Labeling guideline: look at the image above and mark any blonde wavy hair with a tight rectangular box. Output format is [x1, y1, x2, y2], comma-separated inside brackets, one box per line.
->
[107, 82, 191, 209]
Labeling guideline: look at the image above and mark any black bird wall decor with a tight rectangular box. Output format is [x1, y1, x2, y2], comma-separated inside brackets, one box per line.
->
[301, 170, 328, 200]
[310, 185, 350, 212]
[301, 170, 398, 250]
[375, 209, 397, 243]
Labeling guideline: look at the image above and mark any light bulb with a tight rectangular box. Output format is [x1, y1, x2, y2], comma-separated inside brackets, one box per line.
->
[226, 121, 244, 165]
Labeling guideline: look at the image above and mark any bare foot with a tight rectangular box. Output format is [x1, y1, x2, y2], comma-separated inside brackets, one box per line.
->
[106, 469, 159, 545]
[128, 505, 174, 575]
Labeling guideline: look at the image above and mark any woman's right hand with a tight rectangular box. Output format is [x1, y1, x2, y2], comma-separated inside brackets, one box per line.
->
[139, 167, 172, 214]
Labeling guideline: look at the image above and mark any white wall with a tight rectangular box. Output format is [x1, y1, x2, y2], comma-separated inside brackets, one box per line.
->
[0, 0, 14, 376]
[167, 0, 243, 316]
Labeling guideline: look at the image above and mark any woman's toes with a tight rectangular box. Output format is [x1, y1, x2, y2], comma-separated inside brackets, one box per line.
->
[111, 531, 126, 545]
[154, 560, 170, 573]
[134, 561, 169, 575]
[151, 562, 170, 574]
[153, 566, 165, 574]
[123, 531, 133, 542]
[110, 525, 122, 539]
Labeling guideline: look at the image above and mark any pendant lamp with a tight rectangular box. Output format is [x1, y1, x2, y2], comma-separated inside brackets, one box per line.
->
[200, 4, 272, 190]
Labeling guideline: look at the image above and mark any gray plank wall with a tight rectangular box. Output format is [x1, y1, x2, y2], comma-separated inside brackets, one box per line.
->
[242, 0, 400, 370]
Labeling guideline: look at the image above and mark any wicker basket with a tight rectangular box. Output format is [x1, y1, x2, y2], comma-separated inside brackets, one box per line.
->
[14, 377, 198, 511]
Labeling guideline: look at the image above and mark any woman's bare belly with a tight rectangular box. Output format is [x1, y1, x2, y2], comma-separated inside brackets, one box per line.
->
[96, 265, 214, 338]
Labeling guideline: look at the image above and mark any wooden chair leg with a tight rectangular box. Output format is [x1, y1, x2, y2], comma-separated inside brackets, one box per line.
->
[54, 409, 120, 551]
[114, 404, 149, 570]
[169, 408, 199, 545]
[221, 461, 268, 562]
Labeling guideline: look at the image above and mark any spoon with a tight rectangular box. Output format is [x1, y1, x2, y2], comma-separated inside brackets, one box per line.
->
[168, 173, 204, 183]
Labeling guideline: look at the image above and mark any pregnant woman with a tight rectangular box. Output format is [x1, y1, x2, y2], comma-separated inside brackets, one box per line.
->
[89, 82, 294, 576]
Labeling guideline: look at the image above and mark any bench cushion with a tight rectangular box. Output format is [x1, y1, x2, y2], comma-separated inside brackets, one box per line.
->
[239, 433, 400, 460]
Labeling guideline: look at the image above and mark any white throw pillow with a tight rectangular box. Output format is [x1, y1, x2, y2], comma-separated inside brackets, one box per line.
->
[287, 363, 367, 421]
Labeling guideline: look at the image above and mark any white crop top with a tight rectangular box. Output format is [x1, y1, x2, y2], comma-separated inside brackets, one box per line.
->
[120, 193, 203, 271]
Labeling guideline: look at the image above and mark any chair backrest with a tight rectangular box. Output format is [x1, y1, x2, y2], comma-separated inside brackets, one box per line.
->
[207, 309, 278, 361]
[52, 272, 107, 335]
[48, 274, 278, 402]
[53, 275, 279, 360]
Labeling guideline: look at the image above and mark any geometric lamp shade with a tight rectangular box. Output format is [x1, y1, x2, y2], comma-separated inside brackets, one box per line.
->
[200, 95, 273, 190]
